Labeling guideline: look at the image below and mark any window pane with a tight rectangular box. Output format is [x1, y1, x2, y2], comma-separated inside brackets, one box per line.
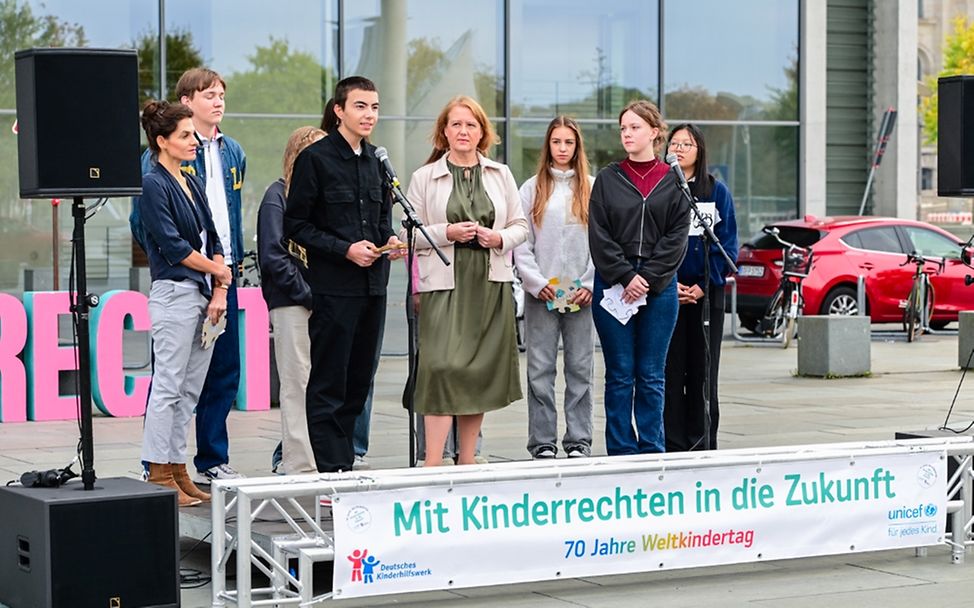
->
[165, 0, 338, 113]
[0, 1, 159, 293]
[510, 1, 659, 119]
[343, 0, 504, 118]
[663, 0, 799, 121]
[855, 227, 903, 254]
[686, 124, 798, 238]
[507, 120, 624, 186]
[904, 227, 962, 259]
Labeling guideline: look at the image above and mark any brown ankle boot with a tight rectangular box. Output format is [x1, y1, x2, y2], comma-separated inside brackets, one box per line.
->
[171, 463, 210, 502]
[147, 463, 201, 507]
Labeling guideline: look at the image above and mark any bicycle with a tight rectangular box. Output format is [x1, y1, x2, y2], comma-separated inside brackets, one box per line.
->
[238, 249, 262, 287]
[899, 251, 945, 342]
[757, 226, 814, 348]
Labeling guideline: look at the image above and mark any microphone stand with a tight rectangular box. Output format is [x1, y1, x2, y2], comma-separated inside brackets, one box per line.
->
[675, 181, 737, 451]
[380, 171, 448, 467]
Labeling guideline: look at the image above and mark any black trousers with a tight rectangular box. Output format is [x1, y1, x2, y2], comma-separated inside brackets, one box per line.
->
[663, 283, 725, 452]
[306, 293, 386, 472]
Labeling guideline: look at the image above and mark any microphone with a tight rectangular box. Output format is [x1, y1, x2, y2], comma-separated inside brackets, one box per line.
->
[665, 153, 692, 198]
[374, 146, 401, 189]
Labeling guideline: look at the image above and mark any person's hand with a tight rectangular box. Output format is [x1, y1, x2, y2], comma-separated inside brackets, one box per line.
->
[385, 235, 407, 260]
[686, 284, 705, 304]
[622, 275, 649, 304]
[476, 225, 502, 249]
[207, 288, 227, 325]
[447, 221, 478, 243]
[211, 264, 232, 288]
[677, 282, 696, 305]
[537, 285, 556, 302]
[570, 287, 592, 307]
[346, 240, 380, 267]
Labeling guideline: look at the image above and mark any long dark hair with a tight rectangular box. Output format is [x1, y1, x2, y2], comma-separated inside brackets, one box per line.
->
[320, 97, 338, 133]
[669, 123, 714, 200]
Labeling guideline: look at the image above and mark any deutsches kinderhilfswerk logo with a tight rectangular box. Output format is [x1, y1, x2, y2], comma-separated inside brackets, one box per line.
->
[344, 505, 433, 585]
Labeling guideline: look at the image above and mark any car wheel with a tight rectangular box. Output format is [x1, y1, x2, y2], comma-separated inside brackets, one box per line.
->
[929, 320, 950, 331]
[821, 286, 861, 317]
[738, 314, 760, 334]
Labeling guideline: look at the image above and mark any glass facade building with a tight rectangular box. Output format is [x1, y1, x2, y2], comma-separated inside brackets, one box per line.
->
[0, 0, 800, 298]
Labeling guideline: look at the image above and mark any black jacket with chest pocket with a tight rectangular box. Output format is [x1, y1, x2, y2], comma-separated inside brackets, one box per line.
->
[284, 133, 395, 297]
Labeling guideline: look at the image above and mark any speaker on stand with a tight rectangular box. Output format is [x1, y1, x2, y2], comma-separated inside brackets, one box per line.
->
[938, 75, 974, 197]
[0, 48, 179, 608]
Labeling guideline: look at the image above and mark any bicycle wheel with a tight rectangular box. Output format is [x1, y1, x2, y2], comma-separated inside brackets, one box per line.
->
[902, 282, 922, 342]
[761, 288, 788, 339]
[782, 315, 796, 349]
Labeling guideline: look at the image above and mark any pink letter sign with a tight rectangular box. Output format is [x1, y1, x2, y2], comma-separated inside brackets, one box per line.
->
[0, 292, 27, 422]
[89, 290, 151, 417]
[23, 292, 78, 421]
[235, 287, 270, 411]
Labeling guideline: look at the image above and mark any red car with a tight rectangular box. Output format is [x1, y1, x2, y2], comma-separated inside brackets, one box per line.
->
[733, 215, 974, 332]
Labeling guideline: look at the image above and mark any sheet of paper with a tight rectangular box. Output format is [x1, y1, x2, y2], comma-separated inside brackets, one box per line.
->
[598, 283, 646, 325]
[689, 202, 719, 236]
[201, 311, 227, 350]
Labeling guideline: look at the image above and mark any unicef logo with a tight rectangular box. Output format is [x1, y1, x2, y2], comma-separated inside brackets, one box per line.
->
[346, 505, 373, 533]
[924, 504, 938, 518]
[916, 464, 937, 489]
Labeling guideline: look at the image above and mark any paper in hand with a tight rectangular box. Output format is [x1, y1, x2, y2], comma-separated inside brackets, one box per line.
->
[201, 311, 227, 349]
[545, 277, 582, 313]
[598, 283, 646, 325]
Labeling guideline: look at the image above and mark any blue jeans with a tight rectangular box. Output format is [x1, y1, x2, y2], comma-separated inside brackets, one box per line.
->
[194, 281, 241, 472]
[592, 274, 678, 455]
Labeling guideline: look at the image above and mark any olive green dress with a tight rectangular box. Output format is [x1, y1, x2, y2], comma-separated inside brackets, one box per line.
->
[415, 162, 522, 415]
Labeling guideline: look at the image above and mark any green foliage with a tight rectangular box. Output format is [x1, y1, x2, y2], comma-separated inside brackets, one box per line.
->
[134, 28, 204, 102]
[921, 16, 974, 144]
[228, 38, 335, 114]
[0, 0, 86, 108]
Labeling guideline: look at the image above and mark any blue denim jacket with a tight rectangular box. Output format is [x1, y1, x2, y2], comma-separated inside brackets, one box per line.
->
[131, 130, 246, 276]
[140, 164, 223, 297]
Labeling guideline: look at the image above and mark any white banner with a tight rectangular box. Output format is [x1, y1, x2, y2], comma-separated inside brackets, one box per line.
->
[331, 452, 945, 599]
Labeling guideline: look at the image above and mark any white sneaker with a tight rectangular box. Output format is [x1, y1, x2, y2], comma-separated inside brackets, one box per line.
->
[195, 464, 245, 484]
[353, 455, 371, 470]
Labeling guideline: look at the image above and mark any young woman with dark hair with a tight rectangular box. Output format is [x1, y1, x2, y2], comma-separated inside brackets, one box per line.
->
[139, 100, 232, 505]
[663, 123, 739, 452]
[514, 116, 596, 459]
[588, 100, 690, 456]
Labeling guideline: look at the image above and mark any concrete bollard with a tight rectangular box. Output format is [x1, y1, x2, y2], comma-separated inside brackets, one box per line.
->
[797, 315, 870, 377]
[960, 311, 974, 369]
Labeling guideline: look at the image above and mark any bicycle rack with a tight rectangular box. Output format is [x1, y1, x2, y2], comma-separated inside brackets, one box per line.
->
[727, 278, 789, 346]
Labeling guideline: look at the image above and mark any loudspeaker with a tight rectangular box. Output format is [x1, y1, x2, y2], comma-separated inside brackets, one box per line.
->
[15, 48, 142, 199]
[0, 477, 179, 608]
[938, 75, 974, 197]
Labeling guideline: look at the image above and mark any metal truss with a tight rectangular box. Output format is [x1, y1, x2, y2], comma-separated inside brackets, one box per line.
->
[210, 437, 974, 607]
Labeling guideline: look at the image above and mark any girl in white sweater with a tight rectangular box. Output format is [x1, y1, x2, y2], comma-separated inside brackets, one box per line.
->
[514, 116, 596, 459]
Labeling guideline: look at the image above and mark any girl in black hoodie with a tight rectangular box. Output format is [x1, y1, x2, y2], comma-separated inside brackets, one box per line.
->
[588, 100, 689, 455]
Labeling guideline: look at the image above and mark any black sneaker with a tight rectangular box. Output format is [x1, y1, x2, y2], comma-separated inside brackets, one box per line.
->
[534, 447, 557, 459]
[566, 446, 588, 458]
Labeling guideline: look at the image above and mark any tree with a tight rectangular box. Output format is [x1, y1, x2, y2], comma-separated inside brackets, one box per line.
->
[921, 16, 974, 144]
[134, 28, 204, 103]
[0, 0, 86, 108]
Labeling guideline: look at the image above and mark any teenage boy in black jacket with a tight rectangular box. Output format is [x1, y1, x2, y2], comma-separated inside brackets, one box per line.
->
[284, 77, 403, 472]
